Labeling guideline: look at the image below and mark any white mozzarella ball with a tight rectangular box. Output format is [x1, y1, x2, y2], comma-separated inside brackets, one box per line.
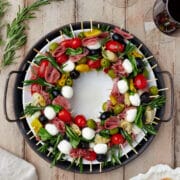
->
[61, 86, 73, 99]
[122, 59, 133, 74]
[57, 140, 72, 155]
[129, 93, 141, 106]
[29, 111, 41, 121]
[63, 60, 75, 72]
[44, 106, 56, 120]
[117, 79, 129, 94]
[126, 108, 137, 122]
[132, 125, 142, 135]
[87, 41, 101, 50]
[82, 127, 95, 140]
[90, 142, 95, 149]
[93, 144, 108, 154]
[45, 123, 59, 136]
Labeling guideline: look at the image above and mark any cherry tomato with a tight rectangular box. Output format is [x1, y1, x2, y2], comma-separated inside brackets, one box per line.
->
[111, 134, 125, 145]
[56, 54, 68, 64]
[31, 84, 42, 94]
[59, 39, 72, 48]
[58, 109, 72, 124]
[74, 115, 86, 128]
[38, 60, 49, 78]
[134, 74, 147, 89]
[105, 40, 124, 53]
[83, 151, 97, 161]
[71, 38, 82, 49]
[87, 59, 101, 69]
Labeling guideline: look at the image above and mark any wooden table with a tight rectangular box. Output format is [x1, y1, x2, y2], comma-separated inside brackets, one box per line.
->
[0, 0, 179, 179]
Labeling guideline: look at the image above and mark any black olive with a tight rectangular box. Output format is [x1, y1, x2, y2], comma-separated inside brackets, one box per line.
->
[78, 141, 89, 149]
[96, 154, 107, 162]
[136, 57, 144, 71]
[39, 115, 48, 125]
[112, 33, 126, 46]
[142, 113, 146, 123]
[70, 70, 80, 79]
[52, 89, 61, 97]
[100, 111, 112, 120]
[88, 48, 101, 56]
[140, 92, 151, 104]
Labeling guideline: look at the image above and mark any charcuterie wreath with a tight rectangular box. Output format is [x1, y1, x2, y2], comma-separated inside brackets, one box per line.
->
[21, 22, 168, 173]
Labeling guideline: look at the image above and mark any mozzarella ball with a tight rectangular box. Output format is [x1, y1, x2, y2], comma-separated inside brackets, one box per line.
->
[63, 60, 75, 72]
[117, 79, 129, 94]
[129, 93, 141, 106]
[82, 127, 95, 140]
[126, 108, 137, 122]
[87, 41, 101, 50]
[93, 144, 108, 154]
[61, 86, 73, 99]
[44, 106, 56, 120]
[57, 140, 72, 155]
[132, 124, 142, 135]
[45, 123, 59, 136]
[122, 59, 133, 74]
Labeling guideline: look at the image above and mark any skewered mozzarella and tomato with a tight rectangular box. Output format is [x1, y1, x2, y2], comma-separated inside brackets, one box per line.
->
[122, 59, 133, 74]
[45, 123, 59, 136]
[57, 140, 72, 155]
[62, 60, 75, 72]
[117, 79, 129, 94]
[44, 106, 56, 120]
[82, 127, 95, 140]
[61, 86, 73, 99]
[129, 93, 141, 106]
[126, 108, 137, 122]
[93, 144, 108, 154]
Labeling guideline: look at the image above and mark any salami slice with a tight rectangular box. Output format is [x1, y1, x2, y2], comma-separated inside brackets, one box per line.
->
[113, 27, 134, 40]
[69, 48, 89, 62]
[52, 117, 65, 135]
[112, 59, 127, 77]
[104, 116, 120, 130]
[52, 95, 71, 110]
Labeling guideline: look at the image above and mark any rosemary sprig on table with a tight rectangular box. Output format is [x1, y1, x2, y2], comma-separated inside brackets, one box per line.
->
[1, 0, 50, 69]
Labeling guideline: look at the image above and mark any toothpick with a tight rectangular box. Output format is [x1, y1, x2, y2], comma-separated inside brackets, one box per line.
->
[81, 21, 84, 32]
[137, 44, 143, 50]
[97, 23, 100, 29]
[147, 78, 158, 82]
[150, 95, 159, 98]
[19, 115, 26, 120]
[90, 19, 93, 32]
[26, 130, 32, 135]
[158, 88, 169, 92]
[152, 121, 158, 125]
[36, 141, 41, 146]
[47, 147, 53, 157]
[143, 55, 154, 61]
[154, 116, 160, 120]
[99, 163, 102, 173]
[120, 144, 129, 158]
[120, 22, 124, 29]
[33, 48, 44, 55]
[131, 147, 138, 154]
[27, 61, 39, 67]
[69, 24, 75, 38]
[29, 135, 35, 140]
[151, 64, 157, 70]
[143, 136, 148, 141]
[46, 38, 50, 43]
[89, 161, 92, 172]
[17, 87, 30, 92]
[60, 30, 65, 40]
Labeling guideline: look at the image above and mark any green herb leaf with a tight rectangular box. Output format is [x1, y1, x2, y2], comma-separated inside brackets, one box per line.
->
[37, 143, 49, 153]
[128, 55, 138, 77]
[87, 54, 100, 60]
[23, 78, 54, 87]
[66, 47, 83, 56]
[143, 124, 157, 135]
[50, 104, 62, 113]
[61, 27, 73, 38]
[121, 129, 133, 145]
[38, 128, 53, 141]
[99, 129, 110, 138]
[24, 103, 44, 116]
[134, 105, 144, 128]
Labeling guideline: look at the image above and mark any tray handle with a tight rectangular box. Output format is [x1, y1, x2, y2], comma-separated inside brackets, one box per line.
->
[4, 71, 24, 122]
[157, 71, 174, 122]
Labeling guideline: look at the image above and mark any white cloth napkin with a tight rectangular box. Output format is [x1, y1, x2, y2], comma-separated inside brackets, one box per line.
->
[0, 147, 38, 180]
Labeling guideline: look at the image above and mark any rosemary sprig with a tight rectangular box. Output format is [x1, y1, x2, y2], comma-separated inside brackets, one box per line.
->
[24, 103, 44, 116]
[1, 0, 50, 69]
[23, 78, 54, 87]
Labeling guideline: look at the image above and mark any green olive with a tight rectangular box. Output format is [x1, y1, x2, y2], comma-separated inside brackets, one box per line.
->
[102, 102, 107, 111]
[109, 128, 119, 135]
[113, 104, 125, 115]
[66, 77, 73, 86]
[149, 86, 158, 95]
[101, 58, 110, 68]
[78, 32, 85, 38]
[87, 119, 97, 129]
[49, 42, 58, 52]
[143, 69, 149, 78]
[107, 69, 116, 79]
[77, 57, 87, 64]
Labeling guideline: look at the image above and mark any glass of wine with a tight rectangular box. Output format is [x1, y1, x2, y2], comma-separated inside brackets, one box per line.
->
[106, 0, 138, 8]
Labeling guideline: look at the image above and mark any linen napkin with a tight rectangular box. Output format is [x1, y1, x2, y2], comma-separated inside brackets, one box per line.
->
[0, 147, 38, 180]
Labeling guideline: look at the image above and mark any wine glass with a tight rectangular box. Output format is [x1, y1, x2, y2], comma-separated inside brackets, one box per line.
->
[106, 0, 138, 8]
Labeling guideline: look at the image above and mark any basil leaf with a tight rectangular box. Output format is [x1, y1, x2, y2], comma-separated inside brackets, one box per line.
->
[38, 128, 52, 141]
[66, 48, 83, 56]
[50, 105, 62, 113]
[99, 129, 110, 138]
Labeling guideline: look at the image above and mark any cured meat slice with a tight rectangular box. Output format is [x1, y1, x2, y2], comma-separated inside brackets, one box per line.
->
[52, 117, 65, 135]
[113, 27, 134, 40]
[52, 95, 71, 110]
[69, 48, 89, 62]
[82, 37, 100, 47]
[40, 90, 51, 105]
[104, 116, 120, 129]
[52, 45, 66, 58]
[30, 65, 39, 80]
[112, 59, 127, 77]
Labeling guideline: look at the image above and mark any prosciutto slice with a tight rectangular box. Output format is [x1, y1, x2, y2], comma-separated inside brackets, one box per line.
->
[112, 59, 127, 77]
[52, 117, 65, 135]
[45, 63, 60, 84]
[52, 45, 66, 58]
[30, 65, 39, 80]
[40, 90, 51, 105]
[52, 95, 71, 110]
[82, 37, 100, 47]
[104, 116, 120, 130]
[69, 48, 89, 62]
[113, 27, 134, 40]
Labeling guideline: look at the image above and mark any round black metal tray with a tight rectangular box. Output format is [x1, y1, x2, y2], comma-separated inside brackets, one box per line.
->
[3, 21, 174, 173]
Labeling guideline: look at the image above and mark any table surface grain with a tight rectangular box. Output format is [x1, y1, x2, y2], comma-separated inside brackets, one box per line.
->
[0, 0, 179, 180]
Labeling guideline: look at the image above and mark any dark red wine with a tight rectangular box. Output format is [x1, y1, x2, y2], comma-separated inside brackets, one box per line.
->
[168, 0, 180, 22]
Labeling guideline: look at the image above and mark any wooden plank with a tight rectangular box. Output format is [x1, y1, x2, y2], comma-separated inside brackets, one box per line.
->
[24, 0, 75, 180]
[75, 0, 125, 179]
[0, 0, 25, 158]
[124, 0, 175, 179]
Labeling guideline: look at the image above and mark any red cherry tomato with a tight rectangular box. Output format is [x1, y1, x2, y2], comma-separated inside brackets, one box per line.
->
[31, 84, 42, 94]
[59, 39, 72, 48]
[38, 60, 49, 78]
[56, 54, 68, 64]
[134, 74, 147, 89]
[58, 109, 72, 124]
[111, 134, 125, 145]
[71, 38, 82, 49]
[105, 40, 124, 53]
[87, 59, 101, 69]
[83, 151, 97, 161]
[74, 115, 86, 128]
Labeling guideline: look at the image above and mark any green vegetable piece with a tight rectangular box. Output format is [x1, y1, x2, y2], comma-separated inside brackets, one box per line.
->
[101, 58, 110, 68]
[87, 119, 97, 129]
[38, 128, 52, 141]
[49, 42, 58, 51]
[108, 69, 116, 79]
[102, 102, 107, 111]
[134, 105, 144, 129]
[99, 129, 110, 138]
[149, 86, 158, 95]
[109, 128, 119, 135]
[143, 68, 149, 78]
[66, 77, 73, 86]
[66, 47, 83, 56]
[113, 104, 125, 115]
